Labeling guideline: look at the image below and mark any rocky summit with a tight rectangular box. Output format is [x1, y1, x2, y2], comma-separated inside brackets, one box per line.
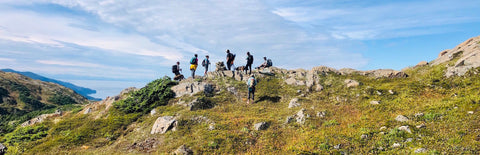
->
[0, 36, 479, 154]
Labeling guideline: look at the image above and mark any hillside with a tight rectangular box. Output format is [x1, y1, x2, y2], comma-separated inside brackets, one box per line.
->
[0, 71, 87, 139]
[1, 69, 100, 101]
[0, 36, 480, 154]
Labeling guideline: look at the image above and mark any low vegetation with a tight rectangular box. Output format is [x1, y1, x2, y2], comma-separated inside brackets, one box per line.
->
[1, 64, 479, 154]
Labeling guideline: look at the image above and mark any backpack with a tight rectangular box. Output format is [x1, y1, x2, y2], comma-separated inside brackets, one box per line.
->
[172, 65, 179, 73]
[247, 55, 253, 64]
[231, 54, 236, 62]
[247, 77, 256, 88]
[202, 59, 208, 67]
[267, 59, 272, 67]
[190, 57, 197, 64]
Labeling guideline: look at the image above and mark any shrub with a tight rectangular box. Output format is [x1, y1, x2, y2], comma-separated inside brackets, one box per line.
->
[48, 93, 77, 105]
[3, 125, 49, 144]
[114, 77, 177, 114]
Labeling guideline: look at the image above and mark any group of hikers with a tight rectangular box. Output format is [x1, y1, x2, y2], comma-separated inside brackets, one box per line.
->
[171, 49, 273, 104]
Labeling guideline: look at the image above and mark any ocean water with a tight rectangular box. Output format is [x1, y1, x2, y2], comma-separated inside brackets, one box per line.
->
[60, 79, 148, 99]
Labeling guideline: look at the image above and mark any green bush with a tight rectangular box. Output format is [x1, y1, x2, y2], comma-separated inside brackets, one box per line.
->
[114, 77, 177, 114]
[48, 93, 77, 105]
[3, 125, 49, 144]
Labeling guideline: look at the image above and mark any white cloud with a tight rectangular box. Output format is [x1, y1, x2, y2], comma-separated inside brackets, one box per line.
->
[0, 57, 16, 62]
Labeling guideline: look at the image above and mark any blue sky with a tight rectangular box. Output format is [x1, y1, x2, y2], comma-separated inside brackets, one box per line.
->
[1, 0, 480, 98]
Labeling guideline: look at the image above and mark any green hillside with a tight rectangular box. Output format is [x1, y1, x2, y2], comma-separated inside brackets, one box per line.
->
[1, 61, 479, 154]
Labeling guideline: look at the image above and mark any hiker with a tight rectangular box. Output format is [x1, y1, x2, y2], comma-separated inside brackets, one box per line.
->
[226, 49, 236, 70]
[202, 55, 211, 76]
[172, 61, 184, 81]
[226, 49, 236, 78]
[257, 57, 272, 69]
[245, 52, 253, 74]
[190, 54, 198, 78]
[246, 74, 257, 104]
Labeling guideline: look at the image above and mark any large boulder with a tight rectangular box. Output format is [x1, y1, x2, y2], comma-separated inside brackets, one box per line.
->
[288, 98, 301, 108]
[395, 115, 409, 122]
[345, 79, 360, 88]
[151, 116, 177, 134]
[171, 81, 207, 97]
[430, 36, 480, 77]
[0, 143, 6, 155]
[254, 122, 269, 131]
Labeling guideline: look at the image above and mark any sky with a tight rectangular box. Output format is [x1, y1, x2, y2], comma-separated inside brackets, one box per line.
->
[1, 0, 480, 99]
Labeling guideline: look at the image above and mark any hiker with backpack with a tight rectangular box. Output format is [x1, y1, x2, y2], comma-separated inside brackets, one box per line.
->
[257, 57, 272, 69]
[172, 61, 184, 81]
[202, 55, 211, 77]
[245, 52, 254, 74]
[226, 49, 236, 78]
[190, 54, 198, 79]
[246, 74, 257, 104]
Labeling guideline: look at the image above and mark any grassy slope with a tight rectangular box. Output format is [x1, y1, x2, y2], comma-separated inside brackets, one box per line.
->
[3, 63, 480, 154]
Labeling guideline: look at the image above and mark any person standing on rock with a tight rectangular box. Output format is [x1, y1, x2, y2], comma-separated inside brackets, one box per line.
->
[202, 55, 211, 77]
[226, 49, 236, 78]
[246, 74, 257, 104]
[172, 61, 184, 81]
[190, 54, 198, 79]
[246, 52, 254, 74]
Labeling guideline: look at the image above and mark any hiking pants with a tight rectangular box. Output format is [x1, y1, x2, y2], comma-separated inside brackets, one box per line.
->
[248, 87, 255, 100]
[245, 63, 252, 74]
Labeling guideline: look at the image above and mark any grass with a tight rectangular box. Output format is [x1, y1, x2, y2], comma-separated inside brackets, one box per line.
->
[2, 63, 480, 154]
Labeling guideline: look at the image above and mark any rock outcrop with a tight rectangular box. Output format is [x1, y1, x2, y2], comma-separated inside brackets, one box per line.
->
[173, 145, 194, 155]
[151, 116, 177, 134]
[0, 143, 6, 155]
[171, 81, 208, 97]
[431, 36, 480, 77]
[21, 111, 63, 127]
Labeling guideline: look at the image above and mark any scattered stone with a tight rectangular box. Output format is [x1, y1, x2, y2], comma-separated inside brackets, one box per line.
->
[414, 148, 427, 153]
[414, 113, 424, 118]
[395, 115, 409, 122]
[370, 100, 381, 105]
[84, 107, 92, 114]
[361, 134, 368, 139]
[299, 94, 306, 97]
[315, 84, 324, 91]
[297, 90, 302, 93]
[227, 87, 239, 97]
[316, 111, 326, 118]
[345, 79, 360, 88]
[128, 138, 159, 153]
[376, 91, 382, 95]
[254, 122, 269, 131]
[416, 123, 426, 129]
[150, 109, 157, 116]
[208, 124, 215, 131]
[285, 116, 295, 124]
[296, 108, 310, 124]
[398, 126, 412, 134]
[388, 90, 395, 95]
[468, 111, 474, 114]
[334, 144, 342, 149]
[405, 138, 414, 143]
[0, 143, 6, 155]
[377, 146, 384, 151]
[151, 116, 177, 134]
[173, 145, 194, 155]
[55, 109, 63, 115]
[380, 126, 387, 131]
[379, 132, 385, 135]
[288, 98, 301, 108]
[392, 143, 401, 148]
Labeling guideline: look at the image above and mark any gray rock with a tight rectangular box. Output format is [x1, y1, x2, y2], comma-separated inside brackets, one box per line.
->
[405, 138, 413, 143]
[254, 122, 269, 131]
[414, 113, 424, 118]
[296, 108, 309, 124]
[416, 123, 426, 129]
[55, 109, 63, 115]
[345, 79, 360, 88]
[316, 111, 326, 118]
[315, 84, 324, 91]
[414, 148, 427, 153]
[398, 126, 412, 134]
[288, 98, 301, 108]
[370, 100, 381, 105]
[388, 90, 395, 95]
[171, 81, 207, 97]
[380, 126, 387, 131]
[0, 143, 6, 155]
[227, 87, 239, 97]
[334, 144, 342, 149]
[392, 143, 401, 148]
[151, 116, 177, 134]
[208, 124, 215, 131]
[150, 109, 157, 116]
[468, 111, 474, 114]
[285, 116, 295, 124]
[361, 134, 368, 139]
[395, 115, 409, 122]
[173, 145, 193, 155]
[416, 61, 429, 67]
[84, 107, 92, 114]
[376, 91, 382, 95]
[299, 94, 306, 97]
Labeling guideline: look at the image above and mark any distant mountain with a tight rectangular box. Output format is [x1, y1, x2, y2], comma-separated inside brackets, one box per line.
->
[1, 69, 101, 101]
